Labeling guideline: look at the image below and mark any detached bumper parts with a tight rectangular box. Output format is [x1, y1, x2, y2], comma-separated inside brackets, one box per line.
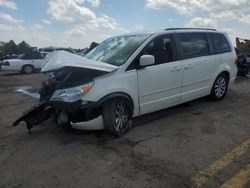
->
[13, 102, 52, 134]
[13, 101, 104, 134]
[13, 51, 113, 134]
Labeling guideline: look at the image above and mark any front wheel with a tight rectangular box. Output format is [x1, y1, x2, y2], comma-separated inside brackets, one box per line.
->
[102, 98, 132, 137]
[210, 73, 229, 101]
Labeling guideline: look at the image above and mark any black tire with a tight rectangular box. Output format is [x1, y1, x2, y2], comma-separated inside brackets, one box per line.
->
[22, 65, 34, 74]
[102, 98, 132, 137]
[210, 73, 229, 101]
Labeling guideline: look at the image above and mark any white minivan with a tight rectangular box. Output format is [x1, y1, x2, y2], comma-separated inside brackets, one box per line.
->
[14, 28, 237, 136]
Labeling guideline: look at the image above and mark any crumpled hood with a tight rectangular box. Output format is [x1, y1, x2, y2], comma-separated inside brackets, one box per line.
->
[41, 51, 118, 73]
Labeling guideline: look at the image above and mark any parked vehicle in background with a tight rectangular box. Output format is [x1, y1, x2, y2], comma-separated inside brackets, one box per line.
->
[0, 53, 18, 61]
[0, 53, 19, 69]
[1, 52, 45, 74]
[235, 38, 250, 77]
[0, 54, 21, 70]
[14, 28, 237, 136]
[236, 51, 250, 77]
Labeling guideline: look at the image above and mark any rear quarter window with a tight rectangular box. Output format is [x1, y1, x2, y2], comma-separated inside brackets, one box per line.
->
[211, 33, 232, 54]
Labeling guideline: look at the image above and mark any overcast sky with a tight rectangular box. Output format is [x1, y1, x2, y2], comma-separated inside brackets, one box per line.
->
[0, 0, 249, 48]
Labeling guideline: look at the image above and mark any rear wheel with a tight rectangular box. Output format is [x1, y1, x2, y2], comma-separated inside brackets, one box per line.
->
[22, 65, 34, 74]
[210, 73, 229, 101]
[102, 98, 132, 136]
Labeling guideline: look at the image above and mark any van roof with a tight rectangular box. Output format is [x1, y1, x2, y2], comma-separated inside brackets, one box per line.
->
[119, 28, 221, 37]
[164, 28, 216, 31]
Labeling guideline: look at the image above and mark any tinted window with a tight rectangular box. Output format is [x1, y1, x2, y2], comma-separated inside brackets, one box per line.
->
[43, 49, 54, 52]
[23, 53, 43, 60]
[23, 53, 33, 60]
[32, 53, 43, 59]
[179, 33, 209, 59]
[211, 33, 231, 54]
[142, 35, 174, 65]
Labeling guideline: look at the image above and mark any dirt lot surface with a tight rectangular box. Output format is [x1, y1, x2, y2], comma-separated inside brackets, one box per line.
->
[0, 71, 250, 188]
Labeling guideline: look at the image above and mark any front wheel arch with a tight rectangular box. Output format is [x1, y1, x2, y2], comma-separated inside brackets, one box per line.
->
[102, 97, 133, 136]
[97, 92, 134, 115]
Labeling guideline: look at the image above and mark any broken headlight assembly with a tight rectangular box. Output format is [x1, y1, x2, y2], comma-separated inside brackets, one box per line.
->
[50, 81, 94, 103]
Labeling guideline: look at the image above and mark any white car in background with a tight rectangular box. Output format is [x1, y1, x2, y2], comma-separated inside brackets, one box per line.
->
[1, 52, 45, 74]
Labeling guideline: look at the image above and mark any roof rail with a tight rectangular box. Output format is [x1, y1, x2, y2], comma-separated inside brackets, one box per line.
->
[165, 28, 216, 31]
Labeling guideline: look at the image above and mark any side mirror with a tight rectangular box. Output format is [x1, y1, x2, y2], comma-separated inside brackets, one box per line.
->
[139, 55, 155, 67]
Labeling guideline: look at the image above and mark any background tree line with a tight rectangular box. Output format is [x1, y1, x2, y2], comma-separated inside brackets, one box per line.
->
[0, 40, 31, 55]
[0, 40, 99, 57]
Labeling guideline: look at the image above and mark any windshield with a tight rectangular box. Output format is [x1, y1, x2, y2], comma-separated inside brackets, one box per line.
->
[85, 34, 150, 66]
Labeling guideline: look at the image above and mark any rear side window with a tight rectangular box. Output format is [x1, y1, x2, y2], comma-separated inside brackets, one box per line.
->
[178, 33, 209, 60]
[211, 33, 232, 54]
[23, 53, 43, 60]
[23, 53, 32, 60]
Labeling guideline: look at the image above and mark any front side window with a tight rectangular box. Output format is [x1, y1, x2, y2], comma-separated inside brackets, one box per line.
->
[142, 35, 174, 65]
[211, 33, 232, 54]
[179, 33, 209, 59]
[85, 34, 150, 66]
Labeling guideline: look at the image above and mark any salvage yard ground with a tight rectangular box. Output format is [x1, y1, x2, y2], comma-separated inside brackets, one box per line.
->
[0, 71, 250, 188]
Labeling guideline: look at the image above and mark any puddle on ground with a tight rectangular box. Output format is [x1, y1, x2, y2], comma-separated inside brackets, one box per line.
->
[14, 86, 40, 100]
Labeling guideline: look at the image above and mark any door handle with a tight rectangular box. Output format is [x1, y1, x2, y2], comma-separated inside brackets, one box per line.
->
[31, 61, 35, 62]
[184, 64, 193, 69]
[171, 66, 181, 72]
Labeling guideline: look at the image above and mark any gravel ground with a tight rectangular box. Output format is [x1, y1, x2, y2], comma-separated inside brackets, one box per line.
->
[0, 71, 250, 188]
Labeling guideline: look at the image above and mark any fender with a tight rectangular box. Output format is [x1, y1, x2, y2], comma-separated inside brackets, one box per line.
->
[96, 92, 134, 113]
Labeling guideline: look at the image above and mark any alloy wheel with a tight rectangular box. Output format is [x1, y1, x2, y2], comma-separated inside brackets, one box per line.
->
[214, 77, 226, 97]
[114, 101, 129, 132]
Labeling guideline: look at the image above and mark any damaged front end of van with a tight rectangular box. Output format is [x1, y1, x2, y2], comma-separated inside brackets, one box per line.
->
[13, 51, 118, 133]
